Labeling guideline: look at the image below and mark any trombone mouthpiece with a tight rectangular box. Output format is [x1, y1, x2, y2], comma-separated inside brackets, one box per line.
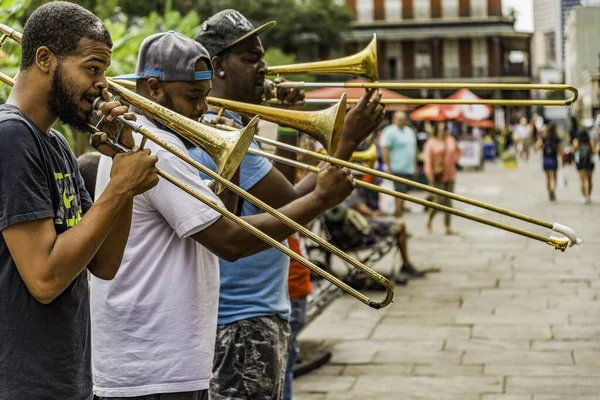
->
[92, 98, 105, 111]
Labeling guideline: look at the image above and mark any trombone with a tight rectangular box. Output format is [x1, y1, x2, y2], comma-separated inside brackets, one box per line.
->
[0, 24, 394, 310]
[266, 34, 579, 107]
[112, 74, 583, 251]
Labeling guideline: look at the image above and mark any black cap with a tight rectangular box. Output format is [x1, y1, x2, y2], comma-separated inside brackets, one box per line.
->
[195, 9, 276, 57]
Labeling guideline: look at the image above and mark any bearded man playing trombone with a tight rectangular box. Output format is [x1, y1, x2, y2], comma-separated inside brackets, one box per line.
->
[192, 9, 385, 400]
[92, 31, 354, 400]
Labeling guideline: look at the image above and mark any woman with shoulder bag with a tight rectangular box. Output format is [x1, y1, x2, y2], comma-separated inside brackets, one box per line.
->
[424, 122, 462, 235]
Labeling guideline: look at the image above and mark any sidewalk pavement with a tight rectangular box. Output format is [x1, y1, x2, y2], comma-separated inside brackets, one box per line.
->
[294, 153, 600, 400]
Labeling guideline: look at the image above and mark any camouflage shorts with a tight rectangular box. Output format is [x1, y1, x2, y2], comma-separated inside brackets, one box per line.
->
[210, 316, 291, 400]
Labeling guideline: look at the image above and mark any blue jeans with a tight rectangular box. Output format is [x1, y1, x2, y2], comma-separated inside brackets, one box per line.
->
[283, 297, 308, 400]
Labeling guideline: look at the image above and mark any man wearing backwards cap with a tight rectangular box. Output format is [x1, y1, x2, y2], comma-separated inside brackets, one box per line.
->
[91, 31, 354, 400]
[193, 9, 386, 400]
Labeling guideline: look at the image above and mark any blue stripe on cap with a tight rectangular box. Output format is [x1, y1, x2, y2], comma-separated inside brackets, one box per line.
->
[143, 67, 165, 77]
[113, 73, 141, 80]
[195, 70, 213, 81]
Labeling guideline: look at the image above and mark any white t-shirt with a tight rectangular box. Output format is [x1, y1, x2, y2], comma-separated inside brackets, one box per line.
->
[91, 114, 222, 397]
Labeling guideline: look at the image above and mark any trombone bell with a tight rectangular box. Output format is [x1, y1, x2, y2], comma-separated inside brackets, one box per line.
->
[206, 94, 348, 155]
[107, 78, 257, 182]
[266, 34, 379, 82]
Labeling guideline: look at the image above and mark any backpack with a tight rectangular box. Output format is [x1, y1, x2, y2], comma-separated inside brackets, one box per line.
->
[576, 142, 592, 165]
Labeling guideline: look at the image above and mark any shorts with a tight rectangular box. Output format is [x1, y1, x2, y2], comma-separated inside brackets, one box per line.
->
[210, 315, 291, 400]
[392, 174, 413, 194]
[542, 157, 558, 171]
[576, 162, 595, 171]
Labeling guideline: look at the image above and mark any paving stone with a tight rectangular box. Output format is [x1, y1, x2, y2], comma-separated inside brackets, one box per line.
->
[294, 375, 357, 393]
[532, 340, 600, 351]
[506, 377, 600, 394]
[371, 325, 471, 341]
[570, 314, 600, 325]
[413, 364, 483, 376]
[342, 365, 413, 376]
[573, 351, 600, 364]
[351, 375, 503, 395]
[324, 392, 480, 400]
[373, 349, 462, 364]
[482, 396, 532, 400]
[456, 314, 567, 325]
[445, 339, 530, 352]
[329, 340, 443, 364]
[533, 396, 600, 400]
[464, 350, 572, 365]
[472, 325, 552, 340]
[552, 326, 600, 340]
[485, 364, 600, 376]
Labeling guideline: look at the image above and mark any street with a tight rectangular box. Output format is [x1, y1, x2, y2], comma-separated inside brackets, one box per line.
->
[295, 153, 600, 400]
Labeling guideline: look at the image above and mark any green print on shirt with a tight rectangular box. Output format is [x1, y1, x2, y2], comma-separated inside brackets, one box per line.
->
[53, 171, 83, 227]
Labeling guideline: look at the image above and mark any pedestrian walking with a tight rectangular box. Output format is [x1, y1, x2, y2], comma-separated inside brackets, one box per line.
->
[424, 122, 462, 235]
[534, 124, 562, 201]
[573, 129, 597, 204]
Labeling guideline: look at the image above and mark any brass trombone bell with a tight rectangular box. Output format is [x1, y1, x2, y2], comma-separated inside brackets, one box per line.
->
[107, 78, 257, 182]
[263, 30, 577, 107]
[112, 79, 348, 155]
[267, 34, 379, 82]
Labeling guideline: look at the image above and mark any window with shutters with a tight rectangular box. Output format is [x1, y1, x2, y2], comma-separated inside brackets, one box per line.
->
[443, 39, 460, 78]
[414, 0, 430, 19]
[471, 38, 488, 77]
[544, 31, 556, 63]
[415, 42, 432, 78]
[385, 0, 402, 21]
[386, 41, 402, 79]
[471, 0, 487, 17]
[442, 0, 459, 18]
[356, 0, 374, 22]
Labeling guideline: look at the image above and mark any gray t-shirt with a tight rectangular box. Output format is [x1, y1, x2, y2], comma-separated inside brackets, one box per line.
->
[0, 104, 93, 399]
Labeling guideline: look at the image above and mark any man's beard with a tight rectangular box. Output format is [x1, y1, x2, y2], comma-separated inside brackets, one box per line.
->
[48, 64, 92, 132]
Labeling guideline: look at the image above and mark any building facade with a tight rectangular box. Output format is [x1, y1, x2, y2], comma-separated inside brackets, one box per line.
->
[340, 0, 532, 122]
[564, 5, 600, 119]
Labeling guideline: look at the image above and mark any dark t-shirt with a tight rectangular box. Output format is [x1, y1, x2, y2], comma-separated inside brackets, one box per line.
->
[0, 104, 93, 400]
[543, 137, 560, 159]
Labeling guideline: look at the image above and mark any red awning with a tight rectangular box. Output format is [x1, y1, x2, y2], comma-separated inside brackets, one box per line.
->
[410, 89, 493, 121]
[305, 79, 413, 111]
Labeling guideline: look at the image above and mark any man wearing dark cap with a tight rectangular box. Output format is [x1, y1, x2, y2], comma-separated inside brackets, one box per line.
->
[193, 9, 386, 400]
[91, 31, 354, 400]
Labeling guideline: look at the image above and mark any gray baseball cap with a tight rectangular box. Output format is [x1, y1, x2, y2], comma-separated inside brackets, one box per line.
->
[115, 30, 213, 82]
[195, 9, 276, 57]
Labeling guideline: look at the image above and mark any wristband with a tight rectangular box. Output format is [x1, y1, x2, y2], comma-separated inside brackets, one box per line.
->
[277, 127, 298, 137]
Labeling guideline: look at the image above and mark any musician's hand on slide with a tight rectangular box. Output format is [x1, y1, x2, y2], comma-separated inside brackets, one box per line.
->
[341, 88, 385, 150]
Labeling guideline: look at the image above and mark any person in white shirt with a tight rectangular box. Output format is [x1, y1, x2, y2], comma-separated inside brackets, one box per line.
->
[91, 31, 354, 400]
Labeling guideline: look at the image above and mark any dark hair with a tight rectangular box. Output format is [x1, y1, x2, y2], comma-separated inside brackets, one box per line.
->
[577, 129, 590, 143]
[20, 1, 112, 71]
[77, 152, 101, 200]
[546, 124, 558, 141]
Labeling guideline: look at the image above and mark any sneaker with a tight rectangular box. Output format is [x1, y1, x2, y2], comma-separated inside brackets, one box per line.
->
[584, 196, 591, 204]
[399, 264, 426, 279]
[549, 191, 556, 202]
[394, 276, 409, 286]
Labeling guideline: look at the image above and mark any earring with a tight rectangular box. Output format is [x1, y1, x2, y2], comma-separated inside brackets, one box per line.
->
[219, 71, 225, 77]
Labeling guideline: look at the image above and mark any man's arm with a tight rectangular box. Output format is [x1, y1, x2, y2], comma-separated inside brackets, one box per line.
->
[193, 164, 354, 261]
[249, 90, 385, 207]
[3, 170, 146, 304]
